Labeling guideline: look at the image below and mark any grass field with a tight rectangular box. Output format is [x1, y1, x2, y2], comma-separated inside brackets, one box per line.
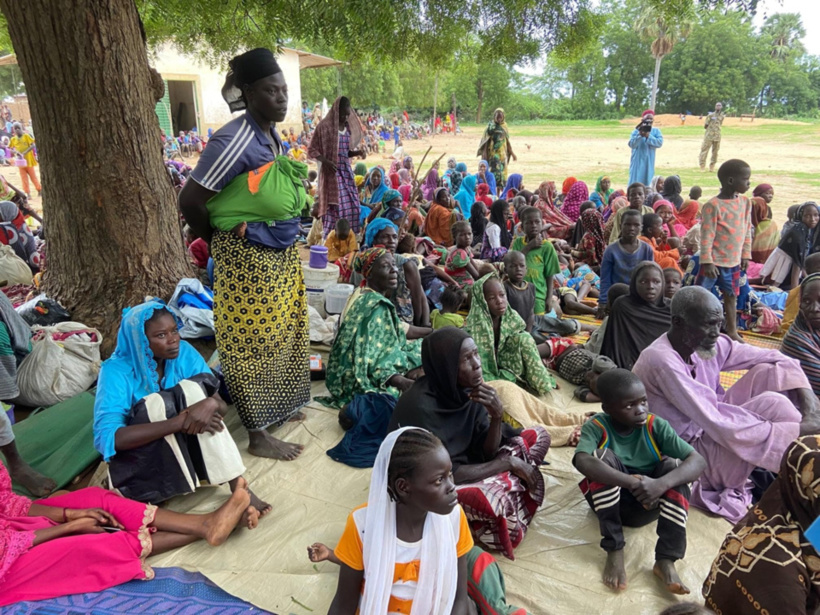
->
[394, 116, 820, 226]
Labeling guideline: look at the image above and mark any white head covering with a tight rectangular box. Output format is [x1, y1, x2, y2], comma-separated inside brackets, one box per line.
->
[360, 426, 460, 615]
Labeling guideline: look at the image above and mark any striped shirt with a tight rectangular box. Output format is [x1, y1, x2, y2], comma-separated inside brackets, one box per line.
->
[190, 112, 283, 192]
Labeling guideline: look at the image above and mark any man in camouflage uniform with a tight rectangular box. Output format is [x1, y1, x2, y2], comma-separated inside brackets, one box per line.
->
[699, 102, 724, 172]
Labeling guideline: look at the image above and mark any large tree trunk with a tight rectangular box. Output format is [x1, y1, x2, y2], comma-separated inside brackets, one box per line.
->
[0, 0, 191, 354]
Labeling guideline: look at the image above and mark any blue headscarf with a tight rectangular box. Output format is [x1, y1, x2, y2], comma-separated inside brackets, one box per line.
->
[477, 160, 497, 195]
[93, 299, 210, 461]
[501, 174, 523, 198]
[381, 188, 402, 206]
[365, 218, 399, 247]
[364, 167, 388, 205]
[453, 175, 477, 220]
[455, 162, 468, 174]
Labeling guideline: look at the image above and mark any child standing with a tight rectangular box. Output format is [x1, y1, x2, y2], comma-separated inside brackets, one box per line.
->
[698, 159, 753, 341]
[324, 218, 358, 263]
[573, 369, 706, 594]
[596, 209, 654, 319]
[319, 427, 526, 615]
[445, 221, 480, 289]
[510, 207, 560, 316]
[431, 286, 466, 329]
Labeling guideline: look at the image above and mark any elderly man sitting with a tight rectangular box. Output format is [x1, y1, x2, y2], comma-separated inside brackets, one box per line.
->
[633, 286, 820, 523]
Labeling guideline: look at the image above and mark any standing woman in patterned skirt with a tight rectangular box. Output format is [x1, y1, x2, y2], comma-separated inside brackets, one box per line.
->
[308, 96, 366, 238]
[179, 48, 309, 460]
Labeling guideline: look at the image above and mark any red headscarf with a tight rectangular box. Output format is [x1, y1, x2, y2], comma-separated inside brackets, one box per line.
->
[642, 109, 655, 118]
[388, 173, 401, 189]
[476, 183, 493, 208]
[675, 200, 700, 230]
[562, 177, 577, 195]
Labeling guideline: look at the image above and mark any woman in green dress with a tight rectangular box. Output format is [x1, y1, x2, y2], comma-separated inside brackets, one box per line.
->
[326, 247, 423, 406]
[477, 108, 517, 190]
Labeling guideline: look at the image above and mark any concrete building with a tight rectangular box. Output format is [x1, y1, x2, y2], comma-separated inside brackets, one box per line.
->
[150, 45, 342, 137]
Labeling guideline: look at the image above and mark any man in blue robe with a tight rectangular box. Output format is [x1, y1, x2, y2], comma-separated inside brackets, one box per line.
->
[628, 110, 664, 186]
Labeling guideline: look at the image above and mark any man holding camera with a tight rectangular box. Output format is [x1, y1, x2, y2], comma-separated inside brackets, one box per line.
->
[628, 109, 663, 186]
[699, 102, 725, 172]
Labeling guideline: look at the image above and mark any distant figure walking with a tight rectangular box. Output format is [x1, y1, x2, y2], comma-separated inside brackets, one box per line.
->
[699, 102, 725, 172]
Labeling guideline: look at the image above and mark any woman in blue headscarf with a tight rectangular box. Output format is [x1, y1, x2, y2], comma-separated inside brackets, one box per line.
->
[93, 300, 268, 515]
[501, 174, 523, 200]
[363, 167, 388, 206]
[451, 162, 468, 193]
[453, 175, 477, 221]
[476, 160, 497, 196]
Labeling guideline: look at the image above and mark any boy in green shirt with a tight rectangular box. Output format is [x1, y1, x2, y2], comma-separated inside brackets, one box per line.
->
[510, 207, 560, 315]
[573, 369, 706, 596]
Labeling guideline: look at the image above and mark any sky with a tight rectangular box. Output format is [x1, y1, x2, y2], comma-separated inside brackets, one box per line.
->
[754, 0, 820, 54]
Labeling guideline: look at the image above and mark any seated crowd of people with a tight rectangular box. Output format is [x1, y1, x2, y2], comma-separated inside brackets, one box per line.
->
[5, 111, 820, 614]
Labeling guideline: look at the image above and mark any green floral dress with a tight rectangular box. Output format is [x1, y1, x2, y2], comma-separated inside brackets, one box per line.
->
[326, 289, 422, 405]
[466, 273, 556, 397]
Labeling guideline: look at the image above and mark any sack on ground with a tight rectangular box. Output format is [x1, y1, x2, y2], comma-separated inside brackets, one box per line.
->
[16, 322, 102, 407]
[168, 278, 214, 339]
[0, 244, 33, 286]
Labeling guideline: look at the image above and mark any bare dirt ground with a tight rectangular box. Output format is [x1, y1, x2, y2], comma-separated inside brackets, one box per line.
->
[391, 118, 820, 227]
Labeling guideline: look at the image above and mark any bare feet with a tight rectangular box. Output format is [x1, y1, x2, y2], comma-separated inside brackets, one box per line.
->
[204, 477, 250, 546]
[248, 430, 303, 461]
[603, 550, 627, 591]
[727, 331, 745, 344]
[241, 506, 260, 529]
[10, 462, 56, 497]
[248, 489, 272, 517]
[654, 559, 690, 595]
[288, 410, 306, 422]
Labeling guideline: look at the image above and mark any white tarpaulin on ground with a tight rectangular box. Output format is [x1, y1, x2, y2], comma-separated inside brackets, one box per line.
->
[150, 376, 731, 614]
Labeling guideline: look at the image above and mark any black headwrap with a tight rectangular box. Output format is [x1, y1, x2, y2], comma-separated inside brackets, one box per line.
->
[222, 48, 283, 112]
[388, 328, 518, 471]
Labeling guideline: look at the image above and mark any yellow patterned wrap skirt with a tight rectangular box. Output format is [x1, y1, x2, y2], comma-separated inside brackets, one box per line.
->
[211, 231, 310, 430]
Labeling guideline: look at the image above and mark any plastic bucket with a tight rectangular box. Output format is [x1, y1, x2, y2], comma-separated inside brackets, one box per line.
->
[325, 283, 354, 314]
[309, 245, 329, 269]
[302, 262, 340, 318]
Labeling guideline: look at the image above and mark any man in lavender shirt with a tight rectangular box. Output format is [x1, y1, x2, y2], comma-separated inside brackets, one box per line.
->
[633, 286, 820, 523]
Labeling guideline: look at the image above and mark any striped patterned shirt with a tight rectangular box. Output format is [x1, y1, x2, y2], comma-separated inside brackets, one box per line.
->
[190, 112, 283, 192]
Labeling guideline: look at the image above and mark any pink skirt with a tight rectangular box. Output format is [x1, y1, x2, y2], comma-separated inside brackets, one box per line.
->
[0, 487, 156, 606]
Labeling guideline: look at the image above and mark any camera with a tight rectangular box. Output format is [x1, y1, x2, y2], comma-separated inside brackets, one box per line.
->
[637, 119, 653, 133]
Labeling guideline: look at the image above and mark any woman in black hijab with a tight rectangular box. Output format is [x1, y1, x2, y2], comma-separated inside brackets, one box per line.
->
[389, 328, 551, 559]
[600, 260, 671, 370]
[179, 48, 309, 461]
[661, 174, 684, 210]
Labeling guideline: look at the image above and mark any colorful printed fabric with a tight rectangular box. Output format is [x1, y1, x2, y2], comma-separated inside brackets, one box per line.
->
[210, 232, 309, 430]
[466, 274, 556, 397]
[476, 109, 513, 189]
[457, 427, 549, 560]
[445, 247, 475, 288]
[700, 195, 753, 268]
[560, 181, 589, 222]
[9, 567, 270, 615]
[322, 128, 362, 235]
[326, 289, 422, 405]
[703, 436, 820, 615]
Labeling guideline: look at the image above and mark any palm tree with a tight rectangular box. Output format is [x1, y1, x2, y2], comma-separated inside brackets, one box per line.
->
[762, 13, 805, 62]
[635, 11, 693, 110]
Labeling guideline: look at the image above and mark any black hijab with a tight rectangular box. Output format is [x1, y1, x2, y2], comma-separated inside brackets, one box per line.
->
[489, 199, 512, 248]
[600, 261, 671, 370]
[389, 328, 513, 470]
[661, 175, 684, 210]
[781, 202, 820, 267]
[222, 48, 283, 112]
